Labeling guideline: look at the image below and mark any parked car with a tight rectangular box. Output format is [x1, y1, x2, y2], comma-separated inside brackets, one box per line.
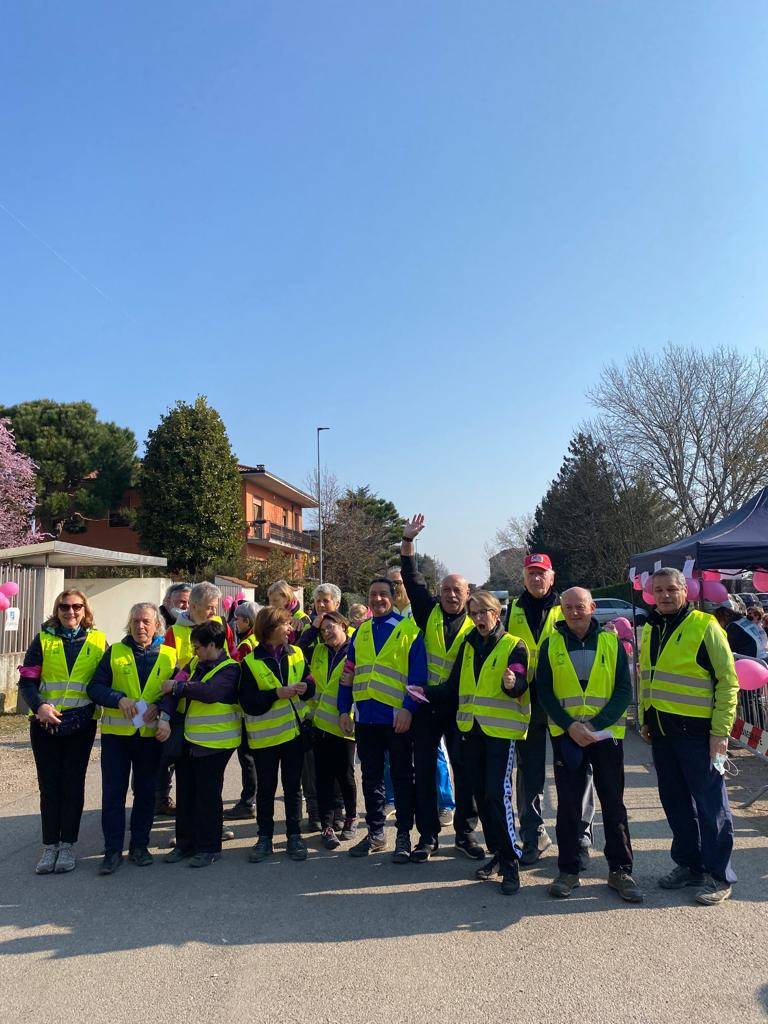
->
[592, 598, 648, 626]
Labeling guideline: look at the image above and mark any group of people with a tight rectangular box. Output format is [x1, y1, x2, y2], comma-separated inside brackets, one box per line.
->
[18, 514, 740, 907]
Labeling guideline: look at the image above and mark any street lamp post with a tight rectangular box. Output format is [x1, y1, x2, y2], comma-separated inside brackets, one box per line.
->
[316, 426, 330, 582]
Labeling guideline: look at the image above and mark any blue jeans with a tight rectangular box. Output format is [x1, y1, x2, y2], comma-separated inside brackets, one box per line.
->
[101, 732, 163, 853]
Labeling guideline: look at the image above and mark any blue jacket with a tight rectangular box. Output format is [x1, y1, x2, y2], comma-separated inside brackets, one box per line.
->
[87, 636, 168, 710]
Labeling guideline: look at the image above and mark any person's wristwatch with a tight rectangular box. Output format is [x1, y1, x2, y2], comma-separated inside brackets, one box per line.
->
[159, 712, 171, 722]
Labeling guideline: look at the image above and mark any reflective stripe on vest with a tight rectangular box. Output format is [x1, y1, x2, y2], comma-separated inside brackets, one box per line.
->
[352, 617, 419, 709]
[37, 629, 107, 714]
[456, 632, 530, 740]
[505, 601, 562, 680]
[100, 643, 177, 737]
[639, 610, 715, 719]
[243, 646, 305, 749]
[424, 604, 474, 686]
[547, 630, 625, 738]
[183, 658, 241, 749]
[310, 643, 352, 740]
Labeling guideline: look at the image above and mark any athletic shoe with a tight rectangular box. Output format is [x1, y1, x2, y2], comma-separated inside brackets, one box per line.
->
[340, 817, 358, 841]
[475, 855, 500, 880]
[658, 865, 706, 889]
[248, 836, 274, 863]
[164, 847, 194, 864]
[549, 873, 580, 898]
[500, 859, 520, 895]
[154, 797, 176, 817]
[384, 804, 397, 820]
[54, 842, 76, 873]
[694, 875, 733, 906]
[410, 838, 438, 864]
[349, 832, 387, 857]
[128, 847, 154, 867]
[98, 851, 124, 875]
[455, 836, 485, 860]
[438, 808, 454, 827]
[392, 832, 412, 864]
[286, 835, 308, 861]
[35, 845, 59, 875]
[519, 832, 552, 867]
[221, 827, 235, 841]
[189, 851, 221, 868]
[321, 827, 341, 850]
[223, 802, 256, 820]
[608, 870, 644, 903]
[332, 813, 345, 833]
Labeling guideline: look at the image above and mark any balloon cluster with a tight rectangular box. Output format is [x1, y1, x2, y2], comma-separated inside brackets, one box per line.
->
[635, 568, 726, 606]
[0, 580, 19, 612]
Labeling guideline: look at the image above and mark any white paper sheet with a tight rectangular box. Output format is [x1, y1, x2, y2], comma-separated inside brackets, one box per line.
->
[131, 699, 148, 728]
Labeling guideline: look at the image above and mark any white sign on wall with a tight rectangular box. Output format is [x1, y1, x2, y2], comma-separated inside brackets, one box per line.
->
[4, 607, 20, 632]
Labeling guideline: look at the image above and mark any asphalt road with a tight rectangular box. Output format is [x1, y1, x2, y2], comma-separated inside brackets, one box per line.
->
[1, 729, 766, 1024]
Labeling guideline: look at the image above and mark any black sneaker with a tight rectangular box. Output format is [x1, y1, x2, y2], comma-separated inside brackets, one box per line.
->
[128, 847, 153, 867]
[340, 816, 358, 841]
[658, 864, 706, 889]
[189, 851, 221, 868]
[455, 836, 485, 860]
[154, 797, 176, 817]
[519, 832, 552, 867]
[98, 850, 123, 875]
[248, 836, 273, 863]
[164, 846, 193, 864]
[410, 837, 438, 864]
[286, 835, 308, 861]
[475, 855, 500, 880]
[223, 802, 256, 820]
[500, 858, 520, 895]
[392, 831, 412, 864]
[321, 826, 341, 850]
[349, 832, 387, 857]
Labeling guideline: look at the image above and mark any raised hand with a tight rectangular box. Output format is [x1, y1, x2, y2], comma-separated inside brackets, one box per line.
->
[403, 514, 426, 541]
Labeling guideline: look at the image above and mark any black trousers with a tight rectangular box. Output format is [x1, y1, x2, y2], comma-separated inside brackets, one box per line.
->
[552, 735, 633, 875]
[413, 706, 478, 843]
[355, 723, 414, 837]
[235, 724, 257, 805]
[253, 735, 304, 838]
[30, 718, 97, 845]
[313, 729, 357, 827]
[174, 746, 233, 854]
[462, 728, 520, 863]
[101, 732, 163, 853]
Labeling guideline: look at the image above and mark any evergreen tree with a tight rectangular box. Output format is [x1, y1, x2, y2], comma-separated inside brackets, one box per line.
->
[0, 400, 137, 535]
[137, 397, 243, 574]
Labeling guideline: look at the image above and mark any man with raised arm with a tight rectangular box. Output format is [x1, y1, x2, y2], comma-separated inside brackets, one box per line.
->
[400, 514, 484, 862]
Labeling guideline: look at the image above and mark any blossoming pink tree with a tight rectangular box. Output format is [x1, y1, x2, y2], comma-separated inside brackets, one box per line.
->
[0, 417, 42, 548]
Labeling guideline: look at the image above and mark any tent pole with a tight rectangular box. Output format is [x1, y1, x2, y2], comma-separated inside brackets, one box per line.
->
[630, 580, 640, 730]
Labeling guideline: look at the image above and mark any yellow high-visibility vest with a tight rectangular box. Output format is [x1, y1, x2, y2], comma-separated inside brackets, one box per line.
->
[352, 617, 419, 709]
[423, 604, 474, 686]
[506, 599, 562, 680]
[546, 630, 625, 738]
[99, 643, 177, 737]
[456, 632, 530, 740]
[639, 610, 716, 720]
[183, 658, 241, 750]
[243, 646, 306, 749]
[310, 643, 352, 740]
[36, 629, 107, 715]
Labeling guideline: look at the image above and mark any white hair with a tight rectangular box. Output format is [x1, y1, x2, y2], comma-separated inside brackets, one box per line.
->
[313, 583, 341, 605]
[189, 581, 221, 606]
[125, 602, 165, 639]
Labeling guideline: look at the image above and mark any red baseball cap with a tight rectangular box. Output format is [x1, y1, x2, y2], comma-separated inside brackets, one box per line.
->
[524, 553, 553, 572]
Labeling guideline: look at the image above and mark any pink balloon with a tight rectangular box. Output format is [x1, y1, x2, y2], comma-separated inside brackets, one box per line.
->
[0, 594, 9, 612]
[752, 570, 768, 592]
[735, 659, 768, 691]
[0, 581, 19, 597]
[701, 580, 728, 603]
[632, 576, 643, 591]
[235, 590, 246, 602]
[222, 595, 234, 610]
[642, 587, 656, 606]
[686, 578, 701, 601]
[701, 570, 720, 582]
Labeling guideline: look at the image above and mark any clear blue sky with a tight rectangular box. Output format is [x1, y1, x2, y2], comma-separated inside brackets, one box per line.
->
[2, 2, 767, 582]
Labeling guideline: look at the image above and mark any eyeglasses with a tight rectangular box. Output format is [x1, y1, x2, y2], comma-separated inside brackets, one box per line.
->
[59, 603, 84, 612]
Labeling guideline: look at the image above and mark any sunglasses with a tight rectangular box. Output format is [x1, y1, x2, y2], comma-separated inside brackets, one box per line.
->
[59, 603, 84, 612]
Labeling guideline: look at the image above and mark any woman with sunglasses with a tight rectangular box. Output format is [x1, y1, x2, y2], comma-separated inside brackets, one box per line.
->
[18, 589, 107, 875]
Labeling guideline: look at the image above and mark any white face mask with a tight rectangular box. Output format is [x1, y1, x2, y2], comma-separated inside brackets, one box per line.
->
[712, 753, 739, 777]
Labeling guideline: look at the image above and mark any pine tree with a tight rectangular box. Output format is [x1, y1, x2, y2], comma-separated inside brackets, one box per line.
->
[137, 397, 243, 574]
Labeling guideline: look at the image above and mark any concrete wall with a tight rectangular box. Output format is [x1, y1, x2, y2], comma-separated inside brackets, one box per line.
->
[68, 577, 173, 645]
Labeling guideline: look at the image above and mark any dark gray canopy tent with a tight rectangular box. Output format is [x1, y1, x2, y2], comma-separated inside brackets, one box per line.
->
[629, 488, 768, 576]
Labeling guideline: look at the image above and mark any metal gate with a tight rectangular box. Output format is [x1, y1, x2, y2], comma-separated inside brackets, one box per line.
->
[0, 564, 41, 655]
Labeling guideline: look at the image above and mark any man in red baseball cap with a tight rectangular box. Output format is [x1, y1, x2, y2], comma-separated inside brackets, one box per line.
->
[506, 554, 595, 866]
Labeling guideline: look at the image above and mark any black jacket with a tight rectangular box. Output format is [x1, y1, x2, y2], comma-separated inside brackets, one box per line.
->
[645, 603, 716, 736]
[400, 553, 468, 648]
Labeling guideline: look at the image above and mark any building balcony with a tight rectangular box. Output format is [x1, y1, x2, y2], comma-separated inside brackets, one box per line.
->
[246, 520, 312, 552]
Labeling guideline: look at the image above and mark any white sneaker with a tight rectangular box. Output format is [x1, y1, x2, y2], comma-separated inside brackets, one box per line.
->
[54, 842, 76, 873]
[438, 808, 454, 827]
[35, 844, 59, 875]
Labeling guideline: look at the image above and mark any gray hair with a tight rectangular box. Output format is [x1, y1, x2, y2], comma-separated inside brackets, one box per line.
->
[162, 582, 191, 608]
[125, 602, 166, 639]
[650, 567, 687, 591]
[233, 600, 259, 630]
[313, 583, 341, 606]
[189, 581, 222, 606]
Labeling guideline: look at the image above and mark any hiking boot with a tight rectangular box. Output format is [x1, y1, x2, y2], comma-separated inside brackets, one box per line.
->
[694, 875, 733, 906]
[223, 802, 256, 820]
[189, 851, 221, 868]
[392, 831, 412, 864]
[35, 844, 59, 875]
[54, 842, 77, 873]
[154, 796, 176, 817]
[475, 855, 501, 880]
[221, 827, 235, 841]
[98, 851, 123, 876]
[128, 847, 154, 867]
[339, 816, 358, 841]
[520, 832, 552, 867]
[658, 865, 706, 890]
[549, 873, 580, 898]
[455, 836, 485, 861]
[286, 835, 308, 861]
[321, 827, 341, 850]
[248, 836, 274, 863]
[349, 832, 387, 857]
[438, 808, 454, 827]
[608, 870, 644, 903]
[500, 859, 521, 895]
[164, 846, 194, 864]
[410, 838, 438, 864]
